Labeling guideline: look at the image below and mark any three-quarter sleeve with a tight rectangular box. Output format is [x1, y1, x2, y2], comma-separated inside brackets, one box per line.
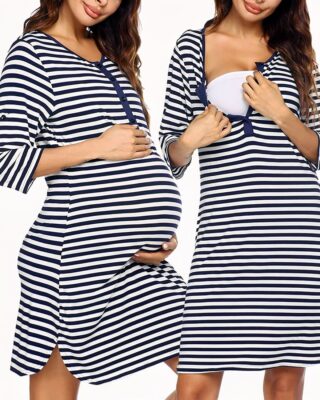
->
[0, 38, 55, 194]
[300, 65, 320, 172]
[159, 37, 195, 179]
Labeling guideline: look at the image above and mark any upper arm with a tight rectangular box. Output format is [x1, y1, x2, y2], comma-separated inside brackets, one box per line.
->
[159, 35, 195, 179]
[300, 64, 320, 172]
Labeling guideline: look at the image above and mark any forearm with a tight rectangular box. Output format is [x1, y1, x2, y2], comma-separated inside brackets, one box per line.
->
[168, 135, 194, 168]
[274, 106, 319, 164]
[33, 137, 101, 178]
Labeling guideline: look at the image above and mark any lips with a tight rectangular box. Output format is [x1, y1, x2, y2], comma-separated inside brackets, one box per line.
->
[83, 2, 102, 19]
[244, 1, 263, 14]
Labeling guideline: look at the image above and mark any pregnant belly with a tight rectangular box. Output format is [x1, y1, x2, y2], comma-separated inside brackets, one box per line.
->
[46, 155, 182, 256]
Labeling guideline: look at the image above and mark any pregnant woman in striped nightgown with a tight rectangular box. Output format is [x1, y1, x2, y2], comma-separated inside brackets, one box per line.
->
[159, 0, 320, 399]
[0, 0, 187, 398]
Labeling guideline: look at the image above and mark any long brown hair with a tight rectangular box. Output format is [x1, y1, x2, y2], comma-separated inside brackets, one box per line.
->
[206, 0, 319, 122]
[23, 0, 150, 125]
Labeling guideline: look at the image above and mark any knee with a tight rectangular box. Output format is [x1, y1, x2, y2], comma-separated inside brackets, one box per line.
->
[266, 374, 304, 399]
[176, 377, 217, 400]
[270, 378, 294, 395]
[176, 380, 203, 400]
[176, 372, 223, 400]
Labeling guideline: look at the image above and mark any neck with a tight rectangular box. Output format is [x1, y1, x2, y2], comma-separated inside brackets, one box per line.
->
[218, 6, 265, 41]
[48, 2, 88, 41]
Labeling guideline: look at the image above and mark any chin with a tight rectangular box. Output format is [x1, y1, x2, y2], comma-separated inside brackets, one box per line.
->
[77, 4, 102, 27]
[237, 0, 268, 21]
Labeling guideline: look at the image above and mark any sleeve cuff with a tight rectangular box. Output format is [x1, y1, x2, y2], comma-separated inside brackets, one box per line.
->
[161, 134, 192, 179]
[309, 129, 320, 172]
[0, 146, 44, 194]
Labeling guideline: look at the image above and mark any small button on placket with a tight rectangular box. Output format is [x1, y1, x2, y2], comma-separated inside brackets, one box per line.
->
[121, 96, 127, 102]
[0, 114, 7, 120]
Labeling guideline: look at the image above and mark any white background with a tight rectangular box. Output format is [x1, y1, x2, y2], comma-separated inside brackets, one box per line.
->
[0, 1, 320, 399]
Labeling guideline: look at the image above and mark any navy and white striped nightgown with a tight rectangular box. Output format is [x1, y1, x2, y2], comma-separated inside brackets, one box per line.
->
[159, 27, 320, 372]
[0, 30, 187, 384]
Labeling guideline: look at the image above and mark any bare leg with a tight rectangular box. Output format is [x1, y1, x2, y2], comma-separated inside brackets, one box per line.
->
[177, 372, 224, 400]
[263, 366, 305, 400]
[163, 356, 179, 400]
[165, 356, 179, 372]
[30, 345, 80, 400]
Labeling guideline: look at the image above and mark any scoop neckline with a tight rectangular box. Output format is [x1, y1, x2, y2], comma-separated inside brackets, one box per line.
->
[206, 69, 255, 88]
[200, 26, 279, 86]
[34, 29, 105, 65]
[198, 25, 280, 123]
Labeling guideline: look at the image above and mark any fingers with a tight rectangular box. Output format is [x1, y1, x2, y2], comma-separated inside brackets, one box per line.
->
[207, 104, 225, 123]
[131, 149, 152, 159]
[242, 81, 255, 99]
[120, 124, 140, 129]
[196, 106, 210, 120]
[132, 250, 169, 265]
[120, 125, 150, 139]
[207, 103, 218, 115]
[199, 104, 218, 118]
[134, 136, 151, 145]
[253, 70, 269, 85]
[215, 110, 224, 123]
[246, 74, 260, 90]
[130, 128, 152, 158]
[216, 119, 232, 139]
[134, 129, 147, 136]
[133, 144, 152, 152]
[217, 116, 230, 130]
[162, 235, 178, 251]
[243, 91, 254, 107]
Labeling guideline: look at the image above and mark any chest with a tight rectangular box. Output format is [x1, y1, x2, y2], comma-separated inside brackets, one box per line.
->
[193, 54, 301, 118]
[205, 52, 273, 84]
[39, 58, 147, 146]
[47, 59, 144, 124]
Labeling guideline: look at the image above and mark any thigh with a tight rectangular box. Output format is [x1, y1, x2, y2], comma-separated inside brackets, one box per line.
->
[30, 345, 80, 400]
[263, 366, 305, 400]
[177, 372, 224, 400]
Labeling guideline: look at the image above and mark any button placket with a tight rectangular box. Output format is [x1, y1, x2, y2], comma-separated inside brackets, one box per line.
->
[94, 59, 137, 125]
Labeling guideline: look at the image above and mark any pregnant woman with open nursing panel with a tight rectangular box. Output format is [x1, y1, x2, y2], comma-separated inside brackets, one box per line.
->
[159, 0, 320, 399]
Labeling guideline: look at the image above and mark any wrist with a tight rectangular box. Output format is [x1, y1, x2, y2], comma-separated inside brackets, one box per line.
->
[273, 105, 293, 128]
[86, 137, 102, 161]
[178, 133, 196, 156]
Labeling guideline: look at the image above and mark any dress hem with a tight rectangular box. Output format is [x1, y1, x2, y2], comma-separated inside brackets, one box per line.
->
[176, 361, 320, 374]
[10, 347, 180, 385]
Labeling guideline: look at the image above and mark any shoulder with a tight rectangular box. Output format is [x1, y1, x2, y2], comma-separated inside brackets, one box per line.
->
[174, 28, 203, 56]
[5, 30, 46, 61]
[1, 31, 53, 89]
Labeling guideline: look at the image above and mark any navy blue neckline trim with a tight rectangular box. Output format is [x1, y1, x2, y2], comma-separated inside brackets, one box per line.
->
[33, 30, 138, 126]
[35, 29, 105, 65]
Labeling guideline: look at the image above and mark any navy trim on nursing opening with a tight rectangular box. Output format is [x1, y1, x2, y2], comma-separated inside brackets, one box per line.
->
[195, 27, 209, 107]
[196, 25, 279, 136]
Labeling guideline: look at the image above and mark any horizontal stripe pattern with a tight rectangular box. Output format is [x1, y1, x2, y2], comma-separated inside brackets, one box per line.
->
[0, 30, 186, 384]
[159, 28, 320, 372]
